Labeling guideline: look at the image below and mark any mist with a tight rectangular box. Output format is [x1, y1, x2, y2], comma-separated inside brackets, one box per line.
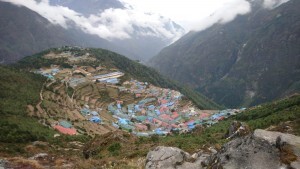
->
[1, 0, 184, 41]
[191, 0, 250, 31]
[1, 0, 291, 40]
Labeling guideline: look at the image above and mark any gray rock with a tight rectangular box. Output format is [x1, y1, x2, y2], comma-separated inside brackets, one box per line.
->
[191, 153, 198, 160]
[211, 135, 286, 169]
[145, 146, 204, 169]
[291, 161, 300, 169]
[254, 129, 300, 156]
[226, 121, 250, 140]
[29, 153, 48, 160]
[0, 159, 7, 169]
[208, 129, 300, 169]
[32, 141, 49, 146]
[254, 129, 300, 145]
[145, 130, 300, 169]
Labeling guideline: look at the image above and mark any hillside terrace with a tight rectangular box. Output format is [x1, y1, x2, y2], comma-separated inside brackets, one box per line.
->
[33, 64, 244, 137]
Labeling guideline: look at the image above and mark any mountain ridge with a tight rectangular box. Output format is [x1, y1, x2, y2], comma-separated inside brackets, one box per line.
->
[0, 1, 139, 64]
[149, 0, 300, 107]
[0, 0, 185, 63]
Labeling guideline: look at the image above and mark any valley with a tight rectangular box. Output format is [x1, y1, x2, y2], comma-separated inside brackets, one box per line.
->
[0, 47, 299, 168]
[0, 0, 300, 168]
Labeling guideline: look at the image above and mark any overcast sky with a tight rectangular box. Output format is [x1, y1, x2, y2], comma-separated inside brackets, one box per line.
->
[120, 0, 290, 30]
[120, 0, 251, 30]
[1, 0, 290, 41]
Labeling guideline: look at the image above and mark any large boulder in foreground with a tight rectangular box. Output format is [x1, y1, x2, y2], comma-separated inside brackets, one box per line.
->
[254, 129, 300, 152]
[145, 129, 300, 169]
[254, 129, 300, 169]
[145, 146, 210, 169]
[206, 129, 300, 169]
[210, 135, 283, 169]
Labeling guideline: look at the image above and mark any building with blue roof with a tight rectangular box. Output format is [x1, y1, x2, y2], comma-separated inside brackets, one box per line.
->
[117, 103, 122, 109]
[90, 116, 101, 123]
[119, 124, 135, 131]
[59, 120, 72, 128]
[112, 122, 120, 128]
[81, 108, 90, 116]
[91, 111, 99, 116]
[118, 118, 130, 125]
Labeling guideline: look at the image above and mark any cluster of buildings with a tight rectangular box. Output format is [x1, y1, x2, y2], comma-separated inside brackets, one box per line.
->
[34, 64, 125, 88]
[33, 64, 126, 135]
[80, 106, 102, 123]
[93, 71, 124, 84]
[34, 66, 60, 80]
[108, 80, 244, 136]
[50, 107, 102, 136]
[33, 59, 245, 137]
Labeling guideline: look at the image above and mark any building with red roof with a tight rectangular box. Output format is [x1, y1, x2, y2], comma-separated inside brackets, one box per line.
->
[159, 114, 174, 121]
[199, 113, 210, 119]
[159, 106, 169, 113]
[160, 99, 168, 105]
[135, 123, 148, 131]
[54, 125, 77, 135]
[171, 112, 179, 119]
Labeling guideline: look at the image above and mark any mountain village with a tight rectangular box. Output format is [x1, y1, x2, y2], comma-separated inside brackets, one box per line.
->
[31, 50, 245, 137]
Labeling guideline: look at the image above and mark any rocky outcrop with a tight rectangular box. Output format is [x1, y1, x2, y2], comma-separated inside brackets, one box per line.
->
[0, 159, 7, 169]
[207, 135, 284, 169]
[254, 129, 300, 150]
[145, 129, 300, 169]
[254, 129, 300, 168]
[226, 121, 250, 139]
[145, 146, 210, 169]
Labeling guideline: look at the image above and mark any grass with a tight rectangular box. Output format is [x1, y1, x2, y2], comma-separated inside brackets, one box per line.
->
[0, 66, 90, 145]
[145, 94, 300, 153]
[16, 47, 223, 110]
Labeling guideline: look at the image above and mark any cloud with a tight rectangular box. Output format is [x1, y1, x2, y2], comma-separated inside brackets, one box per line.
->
[263, 0, 290, 9]
[1, 0, 184, 41]
[1, 0, 289, 41]
[119, 0, 253, 32]
[192, 0, 291, 31]
[192, 0, 251, 31]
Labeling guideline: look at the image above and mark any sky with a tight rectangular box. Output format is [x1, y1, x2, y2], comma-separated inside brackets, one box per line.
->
[120, 0, 251, 31]
[120, 0, 290, 30]
[1, 0, 290, 41]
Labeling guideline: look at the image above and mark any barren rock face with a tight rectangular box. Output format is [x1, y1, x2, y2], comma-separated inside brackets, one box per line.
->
[145, 146, 186, 169]
[254, 129, 300, 155]
[206, 130, 300, 169]
[145, 146, 206, 169]
[213, 135, 284, 169]
[146, 130, 300, 169]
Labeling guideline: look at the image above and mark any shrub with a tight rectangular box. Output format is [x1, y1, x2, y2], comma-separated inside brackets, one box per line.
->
[108, 143, 121, 156]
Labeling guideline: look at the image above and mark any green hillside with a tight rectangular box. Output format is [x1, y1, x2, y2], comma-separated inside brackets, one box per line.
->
[0, 61, 299, 167]
[0, 66, 55, 143]
[16, 47, 222, 110]
[145, 94, 300, 152]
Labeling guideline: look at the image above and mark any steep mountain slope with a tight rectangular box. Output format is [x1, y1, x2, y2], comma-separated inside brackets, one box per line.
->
[48, 0, 185, 62]
[0, 1, 133, 64]
[0, 65, 57, 142]
[149, 0, 300, 107]
[0, 1, 74, 63]
[0, 0, 184, 63]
